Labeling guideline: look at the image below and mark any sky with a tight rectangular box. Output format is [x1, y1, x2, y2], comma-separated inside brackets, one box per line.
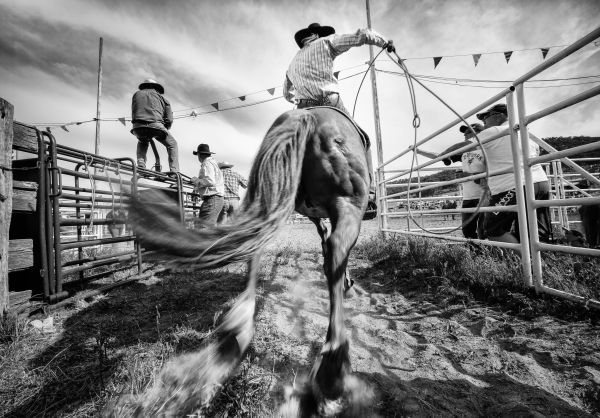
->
[1, 0, 599, 179]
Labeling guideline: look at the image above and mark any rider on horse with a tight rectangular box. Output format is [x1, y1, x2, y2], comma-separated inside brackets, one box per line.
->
[283, 22, 395, 218]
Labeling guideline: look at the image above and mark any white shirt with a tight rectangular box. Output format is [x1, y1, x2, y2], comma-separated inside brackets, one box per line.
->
[194, 156, 224, 197]
[460, 139, 486, 200]
[480, 122, 548, 195]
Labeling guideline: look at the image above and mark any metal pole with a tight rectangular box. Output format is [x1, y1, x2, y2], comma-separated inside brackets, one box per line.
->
[94, 37, 103, 156]
[365, 0, 388, 231]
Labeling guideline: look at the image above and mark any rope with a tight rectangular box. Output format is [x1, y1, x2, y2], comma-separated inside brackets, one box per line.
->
[386, 49, 491, 236]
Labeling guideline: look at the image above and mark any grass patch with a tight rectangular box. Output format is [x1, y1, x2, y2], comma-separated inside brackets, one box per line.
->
[354, 234, 600, 320]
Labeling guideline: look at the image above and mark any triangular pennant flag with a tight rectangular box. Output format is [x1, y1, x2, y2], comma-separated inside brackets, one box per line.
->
[118, 117, 126, 126]
[333, 71, 340, 79]
[472, 54, 481, 67]
[541, 48, 549, 59]
[211, 103, 219, 110]
[46, 127, 52, 133]
[61, 125, 69, 132]
[267, 88, 275, 96]
[433, 56, 442, 69]
[190, 110, 198, 117]
[504, 51, 513, 63]
[238, 96, 246, 101]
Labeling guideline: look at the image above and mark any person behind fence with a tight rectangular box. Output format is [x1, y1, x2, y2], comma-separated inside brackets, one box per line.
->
[130, 79, 179, 173]
[477, 103, 552, 244]
[217, 161, 247, 225]
[191, 143, 224, 226]
[283, 22, 395, 218]
[440, 123, 488, 239]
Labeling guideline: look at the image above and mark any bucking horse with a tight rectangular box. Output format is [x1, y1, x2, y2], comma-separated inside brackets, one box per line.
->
[124, 106, 374, 416]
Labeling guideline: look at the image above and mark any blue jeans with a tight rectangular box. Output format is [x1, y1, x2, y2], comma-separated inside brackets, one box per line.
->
[199, 195, 224, 227]
[132, 126, 179, 172]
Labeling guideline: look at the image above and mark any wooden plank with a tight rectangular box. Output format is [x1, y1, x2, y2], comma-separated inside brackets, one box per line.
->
[8, 239, 33, 271]
[1, 97, 14, 316]
[11, 189, 37, 212]
[9, 290, 31, 307]
[13, 180, 38, 191]
[13, 122, 38, 153]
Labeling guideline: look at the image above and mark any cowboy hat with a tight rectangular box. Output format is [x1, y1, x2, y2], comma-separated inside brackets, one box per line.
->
[218, 161, 234, 169]
[138, 79, 165, 94]
[476, 103, 507, 121]
[294, 23, 335, 48]
[193, 143, 215, 155]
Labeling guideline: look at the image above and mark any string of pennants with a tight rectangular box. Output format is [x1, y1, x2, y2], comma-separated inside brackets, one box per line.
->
[432, 46, 555, 69]
[36, 41, 600, 131]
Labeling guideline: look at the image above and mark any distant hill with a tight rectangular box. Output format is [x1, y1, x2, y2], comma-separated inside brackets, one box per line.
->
[388, 136, 599, 196]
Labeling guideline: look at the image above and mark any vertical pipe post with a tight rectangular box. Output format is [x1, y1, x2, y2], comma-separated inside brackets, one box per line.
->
[506, 92, 533, 288]
[94, 37, 103, 156]
[365, 0, 388, 232]
[514, 85, 543, 290]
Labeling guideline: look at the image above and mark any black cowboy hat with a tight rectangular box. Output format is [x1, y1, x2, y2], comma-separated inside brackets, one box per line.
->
[193, 143, 215, 155]
[476, 103, 507, 121]
[294, 23, 335, 48]
[138, 78, 164, 94]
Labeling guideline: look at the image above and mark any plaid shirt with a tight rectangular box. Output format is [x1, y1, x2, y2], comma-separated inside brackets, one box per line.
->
[221, 168, 247, 199]
[283, 28, 388, 103]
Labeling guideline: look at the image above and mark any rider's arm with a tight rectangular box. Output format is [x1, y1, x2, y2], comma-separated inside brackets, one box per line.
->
[328, 28, 388, 56]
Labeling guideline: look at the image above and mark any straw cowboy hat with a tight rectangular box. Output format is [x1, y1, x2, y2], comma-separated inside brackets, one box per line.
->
[218, 161, 234, 169]
[138, 79, 164, 94]
[294, 23, 335, 48]
[193, 143, 215, 155]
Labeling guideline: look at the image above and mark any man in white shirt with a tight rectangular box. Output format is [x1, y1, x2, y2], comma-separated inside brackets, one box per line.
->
[477, 104, 552, 243]
[191, 143, 225, 227]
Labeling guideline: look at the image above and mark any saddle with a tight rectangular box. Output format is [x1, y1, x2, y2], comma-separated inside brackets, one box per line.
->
[304, 106, 371, 150]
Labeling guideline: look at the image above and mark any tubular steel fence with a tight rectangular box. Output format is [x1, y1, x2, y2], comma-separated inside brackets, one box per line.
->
[10, 122, 201, 304]
[375, 26, 600, 309]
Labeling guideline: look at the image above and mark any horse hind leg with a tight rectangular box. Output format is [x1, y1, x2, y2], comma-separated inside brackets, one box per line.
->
[310, 217, 355, 297]
[310, 204, 362, 408]
[132, 251, 263, 417]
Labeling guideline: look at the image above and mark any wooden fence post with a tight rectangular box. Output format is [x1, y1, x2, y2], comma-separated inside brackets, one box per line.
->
[0, 98, 14, 317]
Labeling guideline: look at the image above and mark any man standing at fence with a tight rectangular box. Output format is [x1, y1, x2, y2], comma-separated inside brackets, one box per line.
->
[440, 123, 488, 239]
[191, 144, 224, 227]
[477, 103, 552, 244]
[130, 79, 179, 174]
[217, 161, 247, 225]
[283, 22, 395, 219]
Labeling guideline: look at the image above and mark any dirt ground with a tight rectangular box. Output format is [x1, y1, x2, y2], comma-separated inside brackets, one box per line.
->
[2, 220, 599, 417]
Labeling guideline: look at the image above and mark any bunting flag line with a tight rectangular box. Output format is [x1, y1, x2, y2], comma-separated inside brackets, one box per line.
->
[190, 110, 198, 117]
[433, 56, 442, 69]
[472, 54, 481, 67]
[267, 88, 275, 95]
[118, 117, 126, 126]
[211, 103, 219, 110]
[541, 48, 550, 59]
[504, 51, 513, 63]
[61, 125, 69, 132]
[239, 95, 246, 101]
[333, 71, 340, 79]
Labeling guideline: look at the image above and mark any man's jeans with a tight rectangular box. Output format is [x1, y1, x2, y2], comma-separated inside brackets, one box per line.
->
[199, 195, 224, 227]
[132, 126, 179, 172]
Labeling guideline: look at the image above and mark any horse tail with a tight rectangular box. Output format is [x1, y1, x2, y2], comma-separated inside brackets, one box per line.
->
[129, 110, 315, 268]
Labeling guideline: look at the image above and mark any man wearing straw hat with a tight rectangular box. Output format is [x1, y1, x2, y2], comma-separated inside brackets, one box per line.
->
[191, 144, 224, 227]
[283, 22, 395, 218]
[217, 161, 247, 224]
[130, 79, 179, 173]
